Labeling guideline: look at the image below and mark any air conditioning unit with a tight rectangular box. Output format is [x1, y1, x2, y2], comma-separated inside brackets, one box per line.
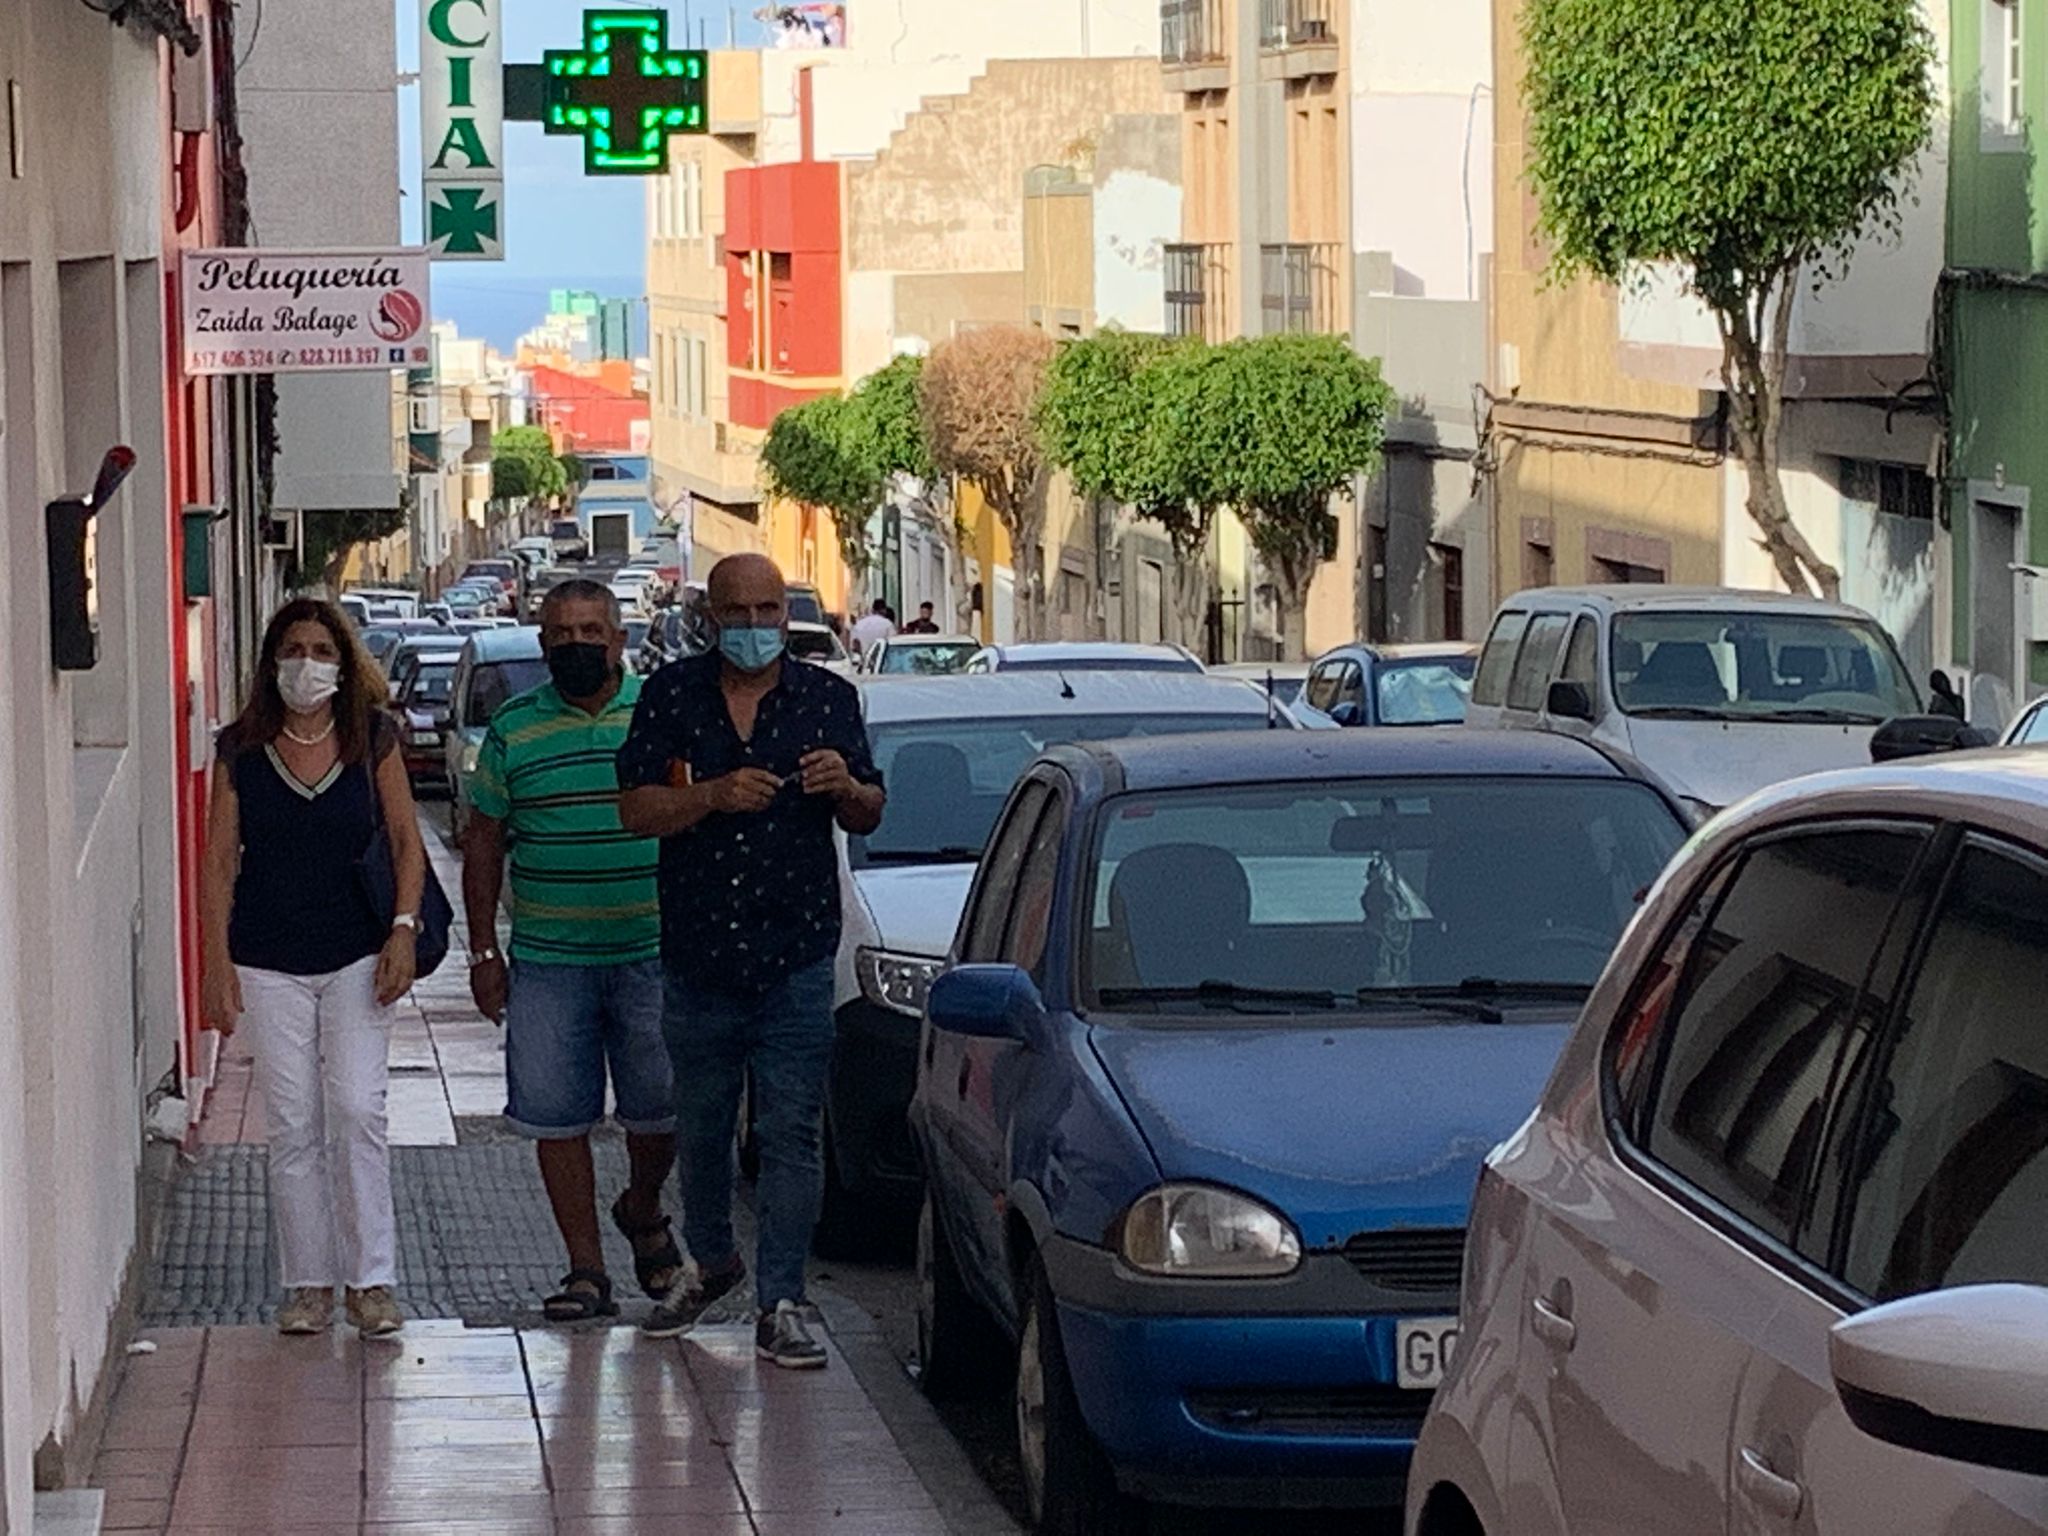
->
[260, 511, 299, 553]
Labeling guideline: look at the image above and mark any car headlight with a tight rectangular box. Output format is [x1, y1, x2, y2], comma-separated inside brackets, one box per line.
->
[1118, 1184, 1303, 1279]
[858, 947, 944, 1018]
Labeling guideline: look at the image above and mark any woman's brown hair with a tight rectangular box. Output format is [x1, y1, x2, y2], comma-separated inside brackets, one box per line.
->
[221, 598, 391, 764]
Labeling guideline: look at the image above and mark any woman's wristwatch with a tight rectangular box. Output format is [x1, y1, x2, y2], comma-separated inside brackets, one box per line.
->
[391, 913, 420, 933]
[471, 946, 503, 967]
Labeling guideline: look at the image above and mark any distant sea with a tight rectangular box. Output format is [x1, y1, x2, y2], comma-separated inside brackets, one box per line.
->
[428, 272, 650, 355]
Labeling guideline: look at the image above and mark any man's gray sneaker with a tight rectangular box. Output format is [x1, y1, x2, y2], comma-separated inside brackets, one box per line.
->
[640, 1254, 746, 1339]
[755, 1299, 828, 1370]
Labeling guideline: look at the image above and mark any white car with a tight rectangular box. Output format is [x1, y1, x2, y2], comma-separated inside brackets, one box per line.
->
[1408, 747, 2048, 1536]
[812, 670, 1297, 1254]
[861, 634, 981, 676]
[1464, 586, 1923, 816]
[963, 640, 1205, 675]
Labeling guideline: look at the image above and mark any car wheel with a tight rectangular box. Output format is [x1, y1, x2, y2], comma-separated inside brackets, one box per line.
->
[1017, 1258, 1141, 1536]
[915, 1191, 1005, 1401]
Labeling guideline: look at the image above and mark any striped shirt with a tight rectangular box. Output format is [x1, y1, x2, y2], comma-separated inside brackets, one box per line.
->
[468, 674, 661, 966]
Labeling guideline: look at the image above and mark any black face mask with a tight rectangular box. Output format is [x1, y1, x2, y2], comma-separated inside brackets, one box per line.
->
[546, 642, 614, 700]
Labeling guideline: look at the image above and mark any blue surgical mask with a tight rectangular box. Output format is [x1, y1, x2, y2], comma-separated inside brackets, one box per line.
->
[719, 625, 785, 673]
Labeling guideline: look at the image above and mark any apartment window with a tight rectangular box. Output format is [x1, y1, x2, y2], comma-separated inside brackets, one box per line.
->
[688, 337, 707, 420]
[1840, 458, 1936, 522]
[1523, 517, 1556, 590]
[655, 175, 674, 239]
[679, 159, 704, 239]
[1987, 0, 2026, 146]
[1433, 542, 1465, 642]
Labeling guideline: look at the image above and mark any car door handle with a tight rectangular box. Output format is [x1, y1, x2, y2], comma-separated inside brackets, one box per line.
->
[1737, 1447, 1804, 1521]
[1529, 1296, 1576, 1351]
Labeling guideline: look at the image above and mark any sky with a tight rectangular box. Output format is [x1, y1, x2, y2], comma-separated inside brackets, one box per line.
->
[396, 0, 770, 349]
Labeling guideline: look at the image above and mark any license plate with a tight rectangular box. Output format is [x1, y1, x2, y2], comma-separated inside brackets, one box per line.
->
[1396, 1316, 1460, 1390]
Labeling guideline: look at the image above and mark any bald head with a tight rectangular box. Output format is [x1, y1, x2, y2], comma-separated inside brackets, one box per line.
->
[707, 553, 789, 631]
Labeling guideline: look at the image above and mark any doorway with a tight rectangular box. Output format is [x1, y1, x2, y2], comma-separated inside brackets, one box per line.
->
[1972, 497, 2022, 728]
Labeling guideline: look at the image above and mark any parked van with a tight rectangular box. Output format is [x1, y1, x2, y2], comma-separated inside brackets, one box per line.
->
[1465, 586, 1922, 814]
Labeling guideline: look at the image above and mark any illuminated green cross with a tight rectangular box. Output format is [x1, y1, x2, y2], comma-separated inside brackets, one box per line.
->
[542, 10, 707, 177]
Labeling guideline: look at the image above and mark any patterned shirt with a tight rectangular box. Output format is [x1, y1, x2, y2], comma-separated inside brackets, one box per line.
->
[467, 674, 662, 966]
[616, 653, 882, 994]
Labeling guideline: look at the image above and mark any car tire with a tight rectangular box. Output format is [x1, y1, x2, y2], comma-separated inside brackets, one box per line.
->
[915, 1191, 1005, 1401]
[1017, 1258, 1142, 1536]
[808, 1118, 870, 1260]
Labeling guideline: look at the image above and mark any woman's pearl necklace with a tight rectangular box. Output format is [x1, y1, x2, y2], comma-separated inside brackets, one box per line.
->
[282, 719, 335, 747]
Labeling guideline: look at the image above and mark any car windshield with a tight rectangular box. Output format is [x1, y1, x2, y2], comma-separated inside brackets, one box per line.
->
[362, 629, 406, 664]
[1611, 612, 1919, 723]
[787, 588, 826, 625]
[1376, 658, 1476, 725]
[849, 713, 1268, 869]
[1083, 776, 1686, 1014]
[789, 629, 846, 662]
[466, 658, 549, 725]
[879, 642, 977, 675]
[407, 663, 457, 707]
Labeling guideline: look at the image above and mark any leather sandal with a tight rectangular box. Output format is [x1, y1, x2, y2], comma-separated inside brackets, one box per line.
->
[611, 1193, 686, 1300]
[543, 1268, 619, 1323]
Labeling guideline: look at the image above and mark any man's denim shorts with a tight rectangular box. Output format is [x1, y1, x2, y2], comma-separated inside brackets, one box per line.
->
[504, 958, 676, 1139]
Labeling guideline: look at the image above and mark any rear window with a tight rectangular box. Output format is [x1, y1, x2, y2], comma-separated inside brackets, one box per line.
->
[1508, 615, 1572, 711]
[1472, 612, 1528, 706]
[466, 658, 548, 725]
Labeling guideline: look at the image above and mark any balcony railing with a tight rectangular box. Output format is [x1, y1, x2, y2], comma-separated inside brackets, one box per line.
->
[1165, 243, 1231, 341]
[1260, 0, 1337, 49]
[1259, 243, 1341, 335]
[1161, 0, 1227, 65]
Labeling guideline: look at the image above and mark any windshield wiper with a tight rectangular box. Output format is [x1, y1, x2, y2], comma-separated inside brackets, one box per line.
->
[859, 846, 985, 865]
[1626, 705, 1740, 721]
[1096, 980, 1340, 1013]
[1768, 707, 1885, 725]
[1353, 987, 1506, 1025]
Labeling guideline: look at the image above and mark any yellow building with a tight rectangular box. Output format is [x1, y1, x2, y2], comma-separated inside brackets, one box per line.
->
[1163, 0, 1355, 659]
[1484, 0, 1723, 594]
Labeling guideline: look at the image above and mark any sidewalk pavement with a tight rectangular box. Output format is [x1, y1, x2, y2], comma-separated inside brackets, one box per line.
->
[87, 815, 1006, 1535]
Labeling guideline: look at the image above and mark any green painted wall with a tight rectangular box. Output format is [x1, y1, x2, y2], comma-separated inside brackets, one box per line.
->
[1948, 0, 2048, 677]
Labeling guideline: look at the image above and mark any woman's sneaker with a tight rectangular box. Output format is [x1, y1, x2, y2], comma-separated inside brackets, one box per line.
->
[346, 1286, 405, 1340]
[276, 1287, 334, 1335]
[755, 1300, 827, 1370]
[641, 1255, 746, 1340]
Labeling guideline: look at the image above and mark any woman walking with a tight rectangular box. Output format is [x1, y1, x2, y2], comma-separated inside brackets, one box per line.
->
[200, 598, 425, 1338]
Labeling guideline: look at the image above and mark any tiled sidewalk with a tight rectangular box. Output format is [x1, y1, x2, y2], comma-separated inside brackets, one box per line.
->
[92, 1320, 951, 1534]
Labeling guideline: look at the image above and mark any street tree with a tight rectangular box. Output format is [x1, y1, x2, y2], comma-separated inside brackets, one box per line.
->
[491, 424, 569, 507]
[919, 326, 1056, 638]
[1520, 0, 1936, 599]
[845, 353, 972, 629]
[759, 393, 882, 592]
[1205, 334, 1395, 660]
[1041, 331, 1213, 643]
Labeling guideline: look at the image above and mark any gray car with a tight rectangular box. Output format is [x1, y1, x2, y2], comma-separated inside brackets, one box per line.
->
[1409, 747, 2048, 1536]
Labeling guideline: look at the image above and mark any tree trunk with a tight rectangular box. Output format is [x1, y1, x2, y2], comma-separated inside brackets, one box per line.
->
[1273, 548, 1318, 662]
[1717, 275, 1841, 601]
[1170, 541, 1212, 655]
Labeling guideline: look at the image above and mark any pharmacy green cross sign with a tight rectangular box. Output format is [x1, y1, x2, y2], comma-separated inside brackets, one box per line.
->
[541, 10, 707, 176]
[429, 186, 501, 256]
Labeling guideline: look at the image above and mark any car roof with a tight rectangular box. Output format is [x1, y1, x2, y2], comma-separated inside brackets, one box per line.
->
[465, 625, 544, 662]
[1495, 585, 1879, 620]
[985, 641, 1193, 662]
[882, 634, 978, 646]
[390, 633, 465, 655]
[1063, 726, 1643, 794]
[1209, 661, 1311, 678]
[1714, 748, 2048, 841]
[857, 670, 1277, 725]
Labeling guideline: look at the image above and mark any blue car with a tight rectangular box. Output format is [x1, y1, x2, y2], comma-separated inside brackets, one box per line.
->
[910, 729, 1690, 1531]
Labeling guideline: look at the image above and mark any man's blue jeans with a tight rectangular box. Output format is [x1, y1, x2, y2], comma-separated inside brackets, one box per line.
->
[664, 956, 835, 1311]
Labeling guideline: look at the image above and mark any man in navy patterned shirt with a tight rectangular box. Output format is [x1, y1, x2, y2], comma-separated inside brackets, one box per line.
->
[618, 553, 885, 1367]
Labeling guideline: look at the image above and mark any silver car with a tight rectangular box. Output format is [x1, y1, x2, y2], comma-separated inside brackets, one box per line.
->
[1408, 750, 2048, 1536]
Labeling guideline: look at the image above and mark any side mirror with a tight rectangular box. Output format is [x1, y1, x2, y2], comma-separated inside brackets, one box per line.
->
[927, 964, 1044, 1042]
[1830, 1284, 2048, 1476]
[1546, 679, 1596, 722]
[1871, 715, 1996, 762]
[1328, 700, 1363, 728]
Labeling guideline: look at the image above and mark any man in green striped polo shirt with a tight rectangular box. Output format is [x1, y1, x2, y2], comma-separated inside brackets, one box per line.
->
[461, 580, 682, 1323]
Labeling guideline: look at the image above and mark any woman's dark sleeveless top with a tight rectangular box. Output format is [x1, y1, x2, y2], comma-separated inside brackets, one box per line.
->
[225, 721, 391, 976]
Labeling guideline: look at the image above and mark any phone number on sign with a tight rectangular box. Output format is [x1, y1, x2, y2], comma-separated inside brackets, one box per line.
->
[188, 346, 391, 370]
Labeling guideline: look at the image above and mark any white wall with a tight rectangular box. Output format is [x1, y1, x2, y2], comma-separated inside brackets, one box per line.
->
[1349, 0, 1494, 299]
[238, 0, 404, 512]
[0, 4, 186, 1519]
[1094, 167, 1181, 331]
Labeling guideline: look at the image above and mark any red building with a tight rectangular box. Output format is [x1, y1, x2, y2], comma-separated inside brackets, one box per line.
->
[527, 361, 651, 455]
[724, 72, 843, 429]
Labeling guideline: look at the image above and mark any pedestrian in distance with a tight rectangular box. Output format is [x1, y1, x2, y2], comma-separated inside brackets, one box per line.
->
[618, 553, 886, 1368]
[850, 598, 896, 651]
[200, 598, 422, 1340]
[901, 601, 940, 635]
[462, 580, 683, 1322]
